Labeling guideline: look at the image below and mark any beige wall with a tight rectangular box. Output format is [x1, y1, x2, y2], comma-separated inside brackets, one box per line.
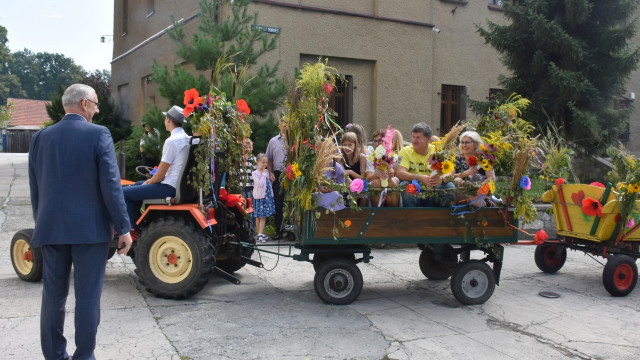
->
[111, 1, 505, 141]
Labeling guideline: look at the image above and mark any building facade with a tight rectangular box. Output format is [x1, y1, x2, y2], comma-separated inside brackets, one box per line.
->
[112, 0, 640, 153]
[111, 0, 511, 139]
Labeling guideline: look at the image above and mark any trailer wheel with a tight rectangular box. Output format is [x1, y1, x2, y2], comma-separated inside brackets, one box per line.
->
[419, 245, 458, 280]
[450, 260, 495, 305]
[314, 258, 363, 305]
[534, 243, 567, 273]
[603, 255, 638, 297]
[10, 229, 42, 282]
[134, 217, 214, 299]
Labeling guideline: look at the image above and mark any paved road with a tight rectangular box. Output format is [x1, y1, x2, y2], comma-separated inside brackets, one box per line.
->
[1, 153, 639, 360]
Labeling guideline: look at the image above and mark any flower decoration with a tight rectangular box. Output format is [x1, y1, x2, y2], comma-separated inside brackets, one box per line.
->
[589, 182, 605, 188]
[519, 176, 531, 190]
[478, 182, 491, 196]
[286, 164, 296, 180]
[581, 196, 603, 217]
[441, 160, 454, 175]
[350, 178, 364, 193]
[183, 88, 204, 117]
[292, 162, 302, 177]
[406, 184, 418, 194]
[237, 99, 250, 115]
[555, 178, 565, 187]
[467, 156, 477, 167]
[411, 179, 421, 193]
[627, 218, 636, 228]
[344, 219, 352, 227]
[323, 83, 333, 95]
[476, 143, 498, 171]
[367, 125, 397, 186]
[534, 229, 549, 245]
[628, 183, 640, 193]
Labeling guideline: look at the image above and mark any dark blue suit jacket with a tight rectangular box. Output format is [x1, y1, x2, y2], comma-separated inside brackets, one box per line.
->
[28, 114, 131, 246]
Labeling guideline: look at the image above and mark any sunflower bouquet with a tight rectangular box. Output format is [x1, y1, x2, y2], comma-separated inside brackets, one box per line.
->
[473, 143, 499, 172]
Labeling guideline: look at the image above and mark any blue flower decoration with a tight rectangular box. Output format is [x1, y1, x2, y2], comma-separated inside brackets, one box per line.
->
[363, 180, 369, 192]
[411, 179, 421, 193]
[519, 175, 531, 190]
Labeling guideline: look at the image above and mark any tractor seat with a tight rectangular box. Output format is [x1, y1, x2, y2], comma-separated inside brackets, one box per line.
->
[143, 137, 201, 206]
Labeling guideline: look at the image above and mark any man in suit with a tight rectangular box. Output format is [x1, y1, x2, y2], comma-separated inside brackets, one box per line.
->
[28, 84, 133, 360]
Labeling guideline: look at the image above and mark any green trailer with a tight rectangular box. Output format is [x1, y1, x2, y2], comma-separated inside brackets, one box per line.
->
[252, 206, 518, 305]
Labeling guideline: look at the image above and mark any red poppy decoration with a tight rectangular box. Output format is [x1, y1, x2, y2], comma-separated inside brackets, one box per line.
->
[589, 182, 605, 188]
[430, 162, 443, 171]
[237, 99, 251, 115]
[533, 229, 549, 245]
[555, 178, 565, 187]
[323, 83, 333, 95]
[406, 184, 418, 194]
[467, 156, 477, 167]
[286, 164, 295, 181]
[581, 196, 603, 217]
[183, 88, 204, 117]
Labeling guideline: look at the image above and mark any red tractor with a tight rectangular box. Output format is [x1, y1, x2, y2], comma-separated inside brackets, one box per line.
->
[11, 137, 256, 299]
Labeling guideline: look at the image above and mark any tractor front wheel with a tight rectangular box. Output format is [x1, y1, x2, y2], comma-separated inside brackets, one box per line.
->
[134, 217, 214, 299]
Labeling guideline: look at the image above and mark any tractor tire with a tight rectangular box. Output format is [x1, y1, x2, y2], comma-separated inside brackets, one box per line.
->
[314, 258, 363, 305]
[450, 260, 495, 305]
[419, 245, 458, 280]
[10, 229, 42, 282]
[534, 243, 567, 273]
[134, 216, 214, 299]
[602, 255, 638, 297]
[216, 219, 256, 274]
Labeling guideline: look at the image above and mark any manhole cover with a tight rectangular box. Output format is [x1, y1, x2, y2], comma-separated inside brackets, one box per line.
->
[538, 291, 560, 298]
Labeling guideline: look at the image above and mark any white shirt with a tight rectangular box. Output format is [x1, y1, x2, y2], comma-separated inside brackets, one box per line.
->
[160, 127, 190, 188]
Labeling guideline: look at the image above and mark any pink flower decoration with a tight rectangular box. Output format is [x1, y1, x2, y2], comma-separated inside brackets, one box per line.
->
[627, 218, 635, 228]
[350, 178, 364, 193]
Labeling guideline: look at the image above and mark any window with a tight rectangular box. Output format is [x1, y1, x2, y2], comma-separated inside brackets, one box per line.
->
[146, 0, 155, 18]
[329, 75, 353, 130]
[440, 85, 466, 135]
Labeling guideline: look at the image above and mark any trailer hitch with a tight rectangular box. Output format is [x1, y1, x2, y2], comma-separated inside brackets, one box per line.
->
[214, 267, 241, 285]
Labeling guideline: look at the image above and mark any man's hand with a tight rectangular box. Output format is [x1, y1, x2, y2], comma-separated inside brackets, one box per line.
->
[117, 233, 133, 255]
[426, 174, 442, 188]
[269, 172, 275, 182]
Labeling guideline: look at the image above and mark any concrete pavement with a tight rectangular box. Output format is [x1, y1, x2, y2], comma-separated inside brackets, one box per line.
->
[1, 153, 639, 359]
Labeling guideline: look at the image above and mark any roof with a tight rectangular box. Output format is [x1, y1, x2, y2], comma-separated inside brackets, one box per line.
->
[6, 98, 52, 127]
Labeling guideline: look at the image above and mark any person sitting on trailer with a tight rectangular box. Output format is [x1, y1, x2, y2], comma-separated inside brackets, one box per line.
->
[453, 130, 496, 207]
[395, 122, 455, 207]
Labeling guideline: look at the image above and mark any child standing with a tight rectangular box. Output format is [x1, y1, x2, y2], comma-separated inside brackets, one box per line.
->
[252, 153, 276, 242]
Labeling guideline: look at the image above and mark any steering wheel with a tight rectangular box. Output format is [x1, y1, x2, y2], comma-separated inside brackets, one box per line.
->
[136, 166, 154, 179]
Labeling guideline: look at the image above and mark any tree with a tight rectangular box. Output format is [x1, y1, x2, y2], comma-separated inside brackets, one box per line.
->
[0, 25, 24, 104]
[8, 49, 86, 101]
[46, 71, 132, 142]
[146, 0, 286, 135]
[476, 0, 640, 153]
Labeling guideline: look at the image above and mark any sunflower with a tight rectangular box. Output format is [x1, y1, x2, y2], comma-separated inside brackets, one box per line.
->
[628, 183, 640, 193]
[441, 160, 454, 175]
[481, 159, 492, 171]
[292, 162, 302, 177]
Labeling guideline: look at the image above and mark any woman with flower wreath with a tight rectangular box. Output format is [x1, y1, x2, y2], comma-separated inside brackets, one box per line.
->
[453, 130, 496, 207]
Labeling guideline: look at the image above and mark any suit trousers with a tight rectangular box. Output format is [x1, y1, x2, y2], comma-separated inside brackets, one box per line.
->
[40, 242, 110, 360]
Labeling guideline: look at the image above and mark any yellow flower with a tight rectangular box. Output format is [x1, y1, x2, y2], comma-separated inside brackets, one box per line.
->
[480, 145, 488, 152]
[292, 163, 302, 177]
[488, 180, 495, 193]
[481, 159, 491, 171]
[441, 160, 454, 175]
[628, 183, 640, 193]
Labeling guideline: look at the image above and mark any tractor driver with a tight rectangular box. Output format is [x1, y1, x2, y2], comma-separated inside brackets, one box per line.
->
[122, 105, 190, 232]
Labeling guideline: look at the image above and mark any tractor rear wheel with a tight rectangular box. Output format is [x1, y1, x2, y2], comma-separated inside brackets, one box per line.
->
[216, 218, 255, 273]
[603, 255, 638, 297]
[134, 216, 214, 299]
[10, 229, 42, 282]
